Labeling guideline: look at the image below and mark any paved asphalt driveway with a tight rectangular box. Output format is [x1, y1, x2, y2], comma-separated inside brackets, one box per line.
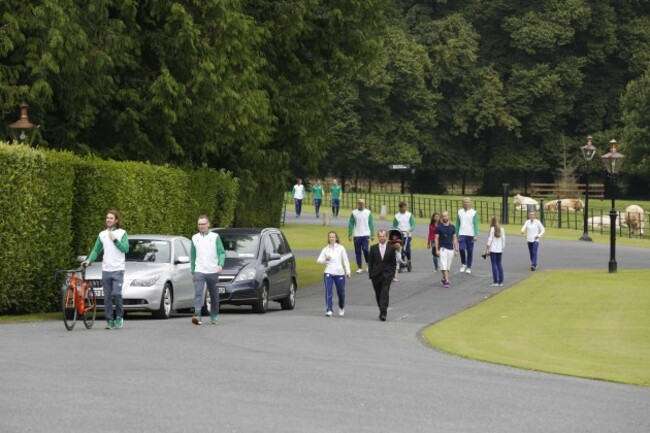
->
[1, 213, 649, 433]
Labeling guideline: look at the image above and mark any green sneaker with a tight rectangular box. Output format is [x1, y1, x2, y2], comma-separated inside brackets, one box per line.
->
[114, 317, 124, 329]
[210, 315, 218, 325]
[105, 320, 115, 330]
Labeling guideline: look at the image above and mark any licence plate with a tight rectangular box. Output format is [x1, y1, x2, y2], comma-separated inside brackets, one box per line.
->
[218, 286, 226, 294]
[95, 289, 104, 297]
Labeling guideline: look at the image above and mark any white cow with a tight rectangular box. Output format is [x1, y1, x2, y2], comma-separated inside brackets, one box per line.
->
[514, 194, 540, 211]
[543, 198, 585, 211]
[624, 205, 645, 236]
[587, 215, 627, 230]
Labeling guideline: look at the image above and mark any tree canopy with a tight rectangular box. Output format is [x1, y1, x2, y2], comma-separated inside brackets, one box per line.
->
[2, 0, 649, 215]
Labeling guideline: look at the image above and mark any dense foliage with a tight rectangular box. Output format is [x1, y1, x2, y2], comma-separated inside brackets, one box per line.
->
[1, 0, 649, 209]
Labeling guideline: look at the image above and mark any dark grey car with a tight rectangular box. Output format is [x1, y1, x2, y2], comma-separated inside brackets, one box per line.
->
[210, 227, 297, 313]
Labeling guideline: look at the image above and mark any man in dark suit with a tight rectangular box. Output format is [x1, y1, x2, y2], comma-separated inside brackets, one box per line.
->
[368, 229, 397, 321]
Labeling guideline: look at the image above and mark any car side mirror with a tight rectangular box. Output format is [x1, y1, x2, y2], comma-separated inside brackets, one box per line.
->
[176, 255, 190, 264]
[269, 252, 281, 261]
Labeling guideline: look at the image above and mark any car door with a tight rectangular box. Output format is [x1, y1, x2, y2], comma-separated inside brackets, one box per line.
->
[262, 234, 280, 296]
[270, 232, 291, 297]
[173, 238, 193, 309]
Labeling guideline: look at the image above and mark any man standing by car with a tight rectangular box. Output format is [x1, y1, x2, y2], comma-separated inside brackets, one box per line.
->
[190, 215, 226, 325]
[82, 209, 129, 330]
[348, 199, 375, 274]
[368, 230, 396, 322]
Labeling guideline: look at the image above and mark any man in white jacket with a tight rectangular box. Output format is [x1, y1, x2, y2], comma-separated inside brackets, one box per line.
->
[190, 215, 226, 325]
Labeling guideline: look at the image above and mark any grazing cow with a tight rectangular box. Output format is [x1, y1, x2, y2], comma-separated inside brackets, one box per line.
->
[624, 205, 645, 236]
[514, 194, 540, 211]
[587, 215, 627, 230]
[543, 198, 585, 211]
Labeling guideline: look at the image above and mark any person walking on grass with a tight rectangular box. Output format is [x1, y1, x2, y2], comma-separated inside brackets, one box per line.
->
[312, 179, 324, 218]
[348, 199, 375, 274]
[456, 197, 479, 274]
[82, 210, 129, 330]
[368, 230, 397, 322]
[190, 215, 226, 325]
[520, 211, 545, 271]
[316, 231, 351, 317]
[292, 178, 305, 218]
[426, 212, 441, 273]
[330, 178, 342, 218]
[435, 211, 458, 289]
[485, 215, 506, 286]
[392, 202, 415, 263]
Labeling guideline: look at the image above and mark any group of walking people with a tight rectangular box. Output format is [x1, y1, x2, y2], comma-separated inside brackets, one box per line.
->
[292, 178, 342, 219]
[318, 196, 546, 320]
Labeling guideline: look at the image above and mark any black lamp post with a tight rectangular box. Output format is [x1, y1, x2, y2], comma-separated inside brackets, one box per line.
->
[7, 103, 39, 144]
[579, 136, 597, 241]
[601, 139, 625, 273]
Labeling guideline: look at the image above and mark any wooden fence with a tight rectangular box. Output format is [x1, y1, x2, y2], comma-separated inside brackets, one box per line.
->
[530, 183, 605, 199]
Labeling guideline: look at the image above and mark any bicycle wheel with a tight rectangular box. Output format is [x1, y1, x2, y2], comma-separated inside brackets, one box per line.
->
[83, 287, 96, 329]
[62, 286, 77, 331]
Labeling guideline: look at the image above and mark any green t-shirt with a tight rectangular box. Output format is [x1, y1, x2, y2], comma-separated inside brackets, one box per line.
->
[330, 184, 342, 199]
[312, 185, 323, 200]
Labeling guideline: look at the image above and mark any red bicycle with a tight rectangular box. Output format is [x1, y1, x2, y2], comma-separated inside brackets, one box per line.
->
[57, 268, 96, 331]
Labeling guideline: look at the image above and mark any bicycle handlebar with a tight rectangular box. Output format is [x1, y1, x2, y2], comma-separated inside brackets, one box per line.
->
[55, 268, 87, 279]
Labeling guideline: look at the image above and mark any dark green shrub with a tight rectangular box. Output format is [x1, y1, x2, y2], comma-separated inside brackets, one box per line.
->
[0, 143, 78, 314]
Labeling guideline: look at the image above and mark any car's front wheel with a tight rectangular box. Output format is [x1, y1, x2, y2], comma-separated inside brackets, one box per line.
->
[153, 283, 172, 319]
[280, 280, 296, 310]
[252, 282, 269, 313]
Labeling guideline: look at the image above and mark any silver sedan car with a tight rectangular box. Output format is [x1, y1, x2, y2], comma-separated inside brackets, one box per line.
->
[83, 234, 195, 319]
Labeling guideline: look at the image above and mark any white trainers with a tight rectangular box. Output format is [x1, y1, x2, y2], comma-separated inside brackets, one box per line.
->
[466, 268, 472, 274]
[490, 283, 499, 287]
[326, 310, 333, 317]
[355, 269, 363, 274]
[339, 308, 345, 317]
[459, 265, 467, 273]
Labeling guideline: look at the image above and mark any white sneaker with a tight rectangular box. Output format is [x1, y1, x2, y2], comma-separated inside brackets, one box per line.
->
[355, 269, 363, 274]
[466, 268, 472, 274]
[490, 283, 499, 287]
[498, 283, 504, 287]
[339, 308, 345, 316]
[326, 311, 333, 317]
[460, 265, 467, 273]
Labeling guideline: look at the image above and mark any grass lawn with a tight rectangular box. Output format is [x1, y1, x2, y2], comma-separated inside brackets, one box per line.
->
[422, 269, 650, 387]
[295, 257, 326, 289]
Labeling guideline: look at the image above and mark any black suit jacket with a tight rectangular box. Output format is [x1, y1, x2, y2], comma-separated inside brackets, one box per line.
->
[368, 242, 397, 280]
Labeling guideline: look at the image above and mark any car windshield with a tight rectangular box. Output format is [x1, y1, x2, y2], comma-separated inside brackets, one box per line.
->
[219, 233, 260, 259]
[126, 240, 170, 263]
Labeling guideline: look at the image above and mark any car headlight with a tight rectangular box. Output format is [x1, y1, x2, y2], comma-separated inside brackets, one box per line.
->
[130, 276, 160, 287]
[234, 268, 256, 282]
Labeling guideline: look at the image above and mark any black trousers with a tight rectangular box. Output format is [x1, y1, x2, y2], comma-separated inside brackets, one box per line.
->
[371, 276, 391, 314]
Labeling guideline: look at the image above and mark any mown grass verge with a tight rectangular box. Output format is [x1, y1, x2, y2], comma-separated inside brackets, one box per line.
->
[422, 269, 650, 386]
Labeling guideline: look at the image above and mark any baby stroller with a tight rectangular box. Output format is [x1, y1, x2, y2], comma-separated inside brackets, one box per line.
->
[388, 228, 412, 273]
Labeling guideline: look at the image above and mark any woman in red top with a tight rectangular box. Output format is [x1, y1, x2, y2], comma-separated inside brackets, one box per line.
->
[426, 212, 441, 272]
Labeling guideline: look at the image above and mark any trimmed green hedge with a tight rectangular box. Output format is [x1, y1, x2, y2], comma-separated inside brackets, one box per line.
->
[0, 144, 77, 313]
[0, 142, 238, 315]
